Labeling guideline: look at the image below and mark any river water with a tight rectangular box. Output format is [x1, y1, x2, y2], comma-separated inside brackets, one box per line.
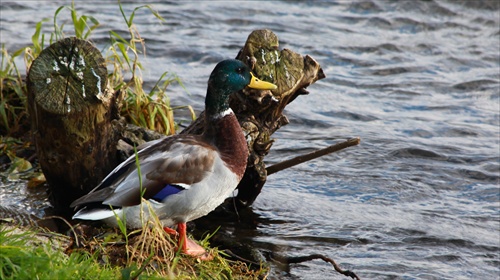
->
[1, 1, 499, 279]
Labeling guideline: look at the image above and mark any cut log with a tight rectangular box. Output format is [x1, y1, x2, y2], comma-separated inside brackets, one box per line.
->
[27, 37, 122, 216]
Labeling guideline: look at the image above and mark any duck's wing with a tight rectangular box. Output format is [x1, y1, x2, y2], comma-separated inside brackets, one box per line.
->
[70, 135, 216, 209]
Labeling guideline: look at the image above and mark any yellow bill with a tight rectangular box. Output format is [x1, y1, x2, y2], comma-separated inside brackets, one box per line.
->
[248, 73, 277, 90]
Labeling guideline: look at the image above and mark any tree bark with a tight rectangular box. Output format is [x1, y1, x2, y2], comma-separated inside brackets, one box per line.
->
[182, 29, 326, 208]
[27, 37, 122, 216]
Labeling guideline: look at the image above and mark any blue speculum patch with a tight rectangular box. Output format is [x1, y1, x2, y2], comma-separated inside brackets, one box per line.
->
[152, 184, 185, 202]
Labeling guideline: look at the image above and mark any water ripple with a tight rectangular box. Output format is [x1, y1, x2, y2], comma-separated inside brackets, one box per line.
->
[1, 0, 499, 278]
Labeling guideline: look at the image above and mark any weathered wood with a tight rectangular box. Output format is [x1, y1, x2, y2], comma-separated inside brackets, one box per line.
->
[266, 138, 361, 176]
[27, 37, 121, 216]
[182, 29, 326, 207]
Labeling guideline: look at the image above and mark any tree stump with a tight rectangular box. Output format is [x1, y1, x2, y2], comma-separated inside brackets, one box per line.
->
[182, 29, 325, 207]
[27, 37, 121, 216]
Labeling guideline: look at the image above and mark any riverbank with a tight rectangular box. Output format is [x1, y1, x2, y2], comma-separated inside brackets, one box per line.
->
[0, 3, 265, 279]
[0, 221, 266, 279]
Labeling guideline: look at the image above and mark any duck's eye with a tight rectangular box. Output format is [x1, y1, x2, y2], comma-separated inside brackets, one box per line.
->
[236, 67, 244, 74]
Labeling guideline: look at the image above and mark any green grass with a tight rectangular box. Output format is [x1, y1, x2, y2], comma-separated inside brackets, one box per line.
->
[0, 225, 120, 280]
[0, 46, 28, 137]
[0, 223, 266, 280]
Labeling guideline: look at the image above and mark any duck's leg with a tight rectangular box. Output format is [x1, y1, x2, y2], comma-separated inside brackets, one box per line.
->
[177, 222, 212, 260]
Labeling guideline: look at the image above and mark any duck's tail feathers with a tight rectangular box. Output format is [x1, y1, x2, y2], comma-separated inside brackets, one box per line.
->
[72, 207, 121, 221]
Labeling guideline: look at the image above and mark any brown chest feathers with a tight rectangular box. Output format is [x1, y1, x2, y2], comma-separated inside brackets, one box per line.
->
[205, 113, 248, 179]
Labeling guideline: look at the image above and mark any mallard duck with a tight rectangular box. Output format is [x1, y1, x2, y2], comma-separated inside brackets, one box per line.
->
[70, 59, 277, 259]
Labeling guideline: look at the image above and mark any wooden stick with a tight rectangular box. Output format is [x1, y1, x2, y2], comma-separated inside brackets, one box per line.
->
[266, 137, 360, 176]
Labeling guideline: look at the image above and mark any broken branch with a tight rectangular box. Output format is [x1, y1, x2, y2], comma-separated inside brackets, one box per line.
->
[266, 137, 360, 175]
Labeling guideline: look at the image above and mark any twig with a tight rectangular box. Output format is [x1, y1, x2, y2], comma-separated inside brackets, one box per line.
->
[266, 137, 360, 175]
[270, 252, 360, 280]
[40, 215, 80, 247]
[222, 249, 262, 267]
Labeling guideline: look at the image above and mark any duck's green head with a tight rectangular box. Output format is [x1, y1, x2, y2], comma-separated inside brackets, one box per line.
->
[206, 59, 277, 117]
